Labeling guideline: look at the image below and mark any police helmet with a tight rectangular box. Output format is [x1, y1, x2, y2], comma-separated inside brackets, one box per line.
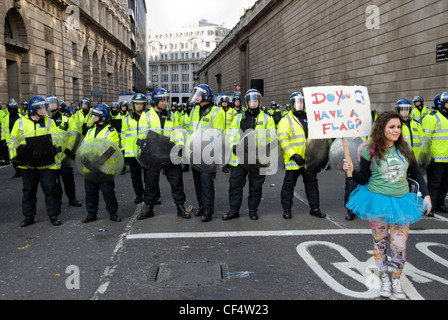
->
[290, 92, 305, 111]
[151, 88, 169, 108]
[7, 99, 18, 110]
[395, 99, 412, 120]
[131, 93, 147, 112]
[28, 96, 50, 118]
[92, 104, 111, 123]
[190, 84, 213, 104]
[245, 89, 262, 109]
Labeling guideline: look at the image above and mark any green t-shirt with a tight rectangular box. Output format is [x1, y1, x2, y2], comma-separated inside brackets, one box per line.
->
[361, 145, 410, 197]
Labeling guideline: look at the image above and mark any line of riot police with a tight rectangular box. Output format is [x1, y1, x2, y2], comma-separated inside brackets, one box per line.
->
[1, 86, 447, 227]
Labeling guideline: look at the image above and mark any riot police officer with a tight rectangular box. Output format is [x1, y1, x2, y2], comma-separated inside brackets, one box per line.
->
[412, 96, 430, 123]
[136, 88, 189, 220]
[81, 104, 121, 223]
[73, 98, 94, 136]
[47, 95, 82, 207]
[422, 93, 448, 215]
[395, 99, 424, 157]
[223, 89, 275, 221]
[278, 92, 326, 219]
[187, 84, 225, 222]
[10, 96, 62, 227]
[1, 99, 22, 177]
[121, 93, 147, 204]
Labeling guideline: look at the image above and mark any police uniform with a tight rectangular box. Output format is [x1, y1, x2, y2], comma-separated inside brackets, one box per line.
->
[422, 108, 448, 213]
[82, 119, 121, 223]
[52, 109, 82, 207]
[137, 107, 188, 219]
[278, 110, 326, 219]
[223, 108, 275, 220]
[10, 101, 62, 227]
[188, 100, 225, 222]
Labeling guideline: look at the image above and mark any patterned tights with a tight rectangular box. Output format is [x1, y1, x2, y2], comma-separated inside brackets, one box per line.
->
[369, 221, 410, 279]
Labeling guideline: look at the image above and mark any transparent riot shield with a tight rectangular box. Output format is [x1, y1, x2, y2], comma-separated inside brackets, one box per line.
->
[417, 136, 431, 176]
[134, 129, 179, 170]
[13, 131, 65, 167]
[185, 128, 230, 173]
[75, 139, 124, 183]
[61, 130, 83, 167]
[236, 129, 279, 173]
[304, 138, 331, 174]
[329, 137, 365, 175]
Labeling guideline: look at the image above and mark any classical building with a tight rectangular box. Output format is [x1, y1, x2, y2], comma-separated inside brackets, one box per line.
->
[197, 0, 448, 111]
[148, 19, 230, 103]
[0, 0, 135, 106]
[128, 0, 147, 94]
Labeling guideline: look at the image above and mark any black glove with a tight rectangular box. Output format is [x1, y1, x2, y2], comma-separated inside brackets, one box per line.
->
[291, 154, 306, 166]
[232, 145, 237, 156]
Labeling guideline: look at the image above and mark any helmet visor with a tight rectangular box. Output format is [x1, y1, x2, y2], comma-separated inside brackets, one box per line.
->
[291, 95, 304, 111]
[46, 97, 59, 111]
[245, 92, 261, 109]
[189, 87, 207, 104]
[396, 104, 412, 120]
[33, 100, 51, 118]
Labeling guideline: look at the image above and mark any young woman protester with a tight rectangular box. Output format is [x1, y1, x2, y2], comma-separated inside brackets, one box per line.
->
[342, 111, 432, 299]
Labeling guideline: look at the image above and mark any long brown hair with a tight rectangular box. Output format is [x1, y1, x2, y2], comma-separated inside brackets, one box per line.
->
[369, 110, 414, 165]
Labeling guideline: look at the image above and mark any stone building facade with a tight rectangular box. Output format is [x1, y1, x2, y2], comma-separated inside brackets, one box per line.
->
[197, 0, 448, 111]
[0, 0, 135, 106]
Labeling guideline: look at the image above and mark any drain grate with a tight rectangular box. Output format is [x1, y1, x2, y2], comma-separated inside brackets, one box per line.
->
[148, 261, 228, 287]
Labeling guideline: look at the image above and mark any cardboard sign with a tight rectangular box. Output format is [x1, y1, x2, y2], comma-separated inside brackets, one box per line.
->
[303, 86, 372, 139]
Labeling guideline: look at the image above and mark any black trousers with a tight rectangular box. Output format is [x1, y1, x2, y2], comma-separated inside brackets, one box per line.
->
[144, 164, 185, 206]
[229, 165, 266, 213]
[84, 178, 118, 215]
[344, 176, 358, 212]
[58, 165, 78, 201]
[280, 167, 320, 210]
[192, 168, 215, 213]
[128, 157, 145, 198]
[22, 169, 61, 217]
[427, 161, 448, 208]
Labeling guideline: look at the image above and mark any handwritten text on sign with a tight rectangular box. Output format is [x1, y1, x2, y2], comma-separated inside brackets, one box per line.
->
[303, 86, 372, 139]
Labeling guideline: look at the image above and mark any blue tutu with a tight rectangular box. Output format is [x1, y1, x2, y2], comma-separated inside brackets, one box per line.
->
[346, 184, 429, 226]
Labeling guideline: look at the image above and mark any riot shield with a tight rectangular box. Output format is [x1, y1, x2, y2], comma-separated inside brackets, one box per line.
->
[134, 129, 178, 170]
[236, 129, 279, 173]
[61, 130, 83, 167]
[304, 139, 331, 174]
[417, 136, 431, 176]
[75, 139, 124, 183]
[185, 128, 230, 172]
[329, 137, 365, 175]
[13, 131, 65, 167]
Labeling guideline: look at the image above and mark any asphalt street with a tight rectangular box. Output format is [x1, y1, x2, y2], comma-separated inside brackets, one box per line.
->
[0, 161, 447, 305]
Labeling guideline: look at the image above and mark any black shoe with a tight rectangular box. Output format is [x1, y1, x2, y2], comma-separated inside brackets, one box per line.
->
[49, 215, 62, 226]
[426, 210, 435, 217]
[194, 206, 204, 216]
[155, 198, 162, 205]
[134, 196, 143, 204]
[182, 164, 190, 172]
[82, 212, 97, 223]
[201, 212, 213, 222]
[20, 216, 35, 227]
[109, 213, 122, 222]
[249, 211, 258, 220]
[177, 205, 191, 219]
[137, 206, 154, 220]
[345, 210, 355, 221]
[283, 209, 292, 219]
[435, 205, 448, 214]
[12, 172, 22, 178]
[222, 211, 239, 221]
[69, 199, 83, 207]
[310, 208, 326, 218]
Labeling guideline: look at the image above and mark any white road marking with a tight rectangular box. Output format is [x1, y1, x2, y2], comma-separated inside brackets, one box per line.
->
[126, 229, 448, 240]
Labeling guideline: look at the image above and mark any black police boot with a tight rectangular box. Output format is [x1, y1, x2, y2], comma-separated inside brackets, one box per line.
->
[134, 195, 143, 204]
[109, 213, 122, 222]
[137, 205, 155, 220]
[345, 210, 355, 221]
[283, 209, 292, 219]
[69, 199, 83, 207]
[177, 205, 191, 219]
[310, 208, 326, 218]
[249, 211, 259, 220]
[201, 210, 213, 222]
[20, 216, 35, 227]
[49, 215, 62, 226]
[82, 212, 97, 223]
[222, 211, 239, 221]
[194, 206, 204, 216]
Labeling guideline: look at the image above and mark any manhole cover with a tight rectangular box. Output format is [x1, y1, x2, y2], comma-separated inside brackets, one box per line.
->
[148, 261, 229, 287]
